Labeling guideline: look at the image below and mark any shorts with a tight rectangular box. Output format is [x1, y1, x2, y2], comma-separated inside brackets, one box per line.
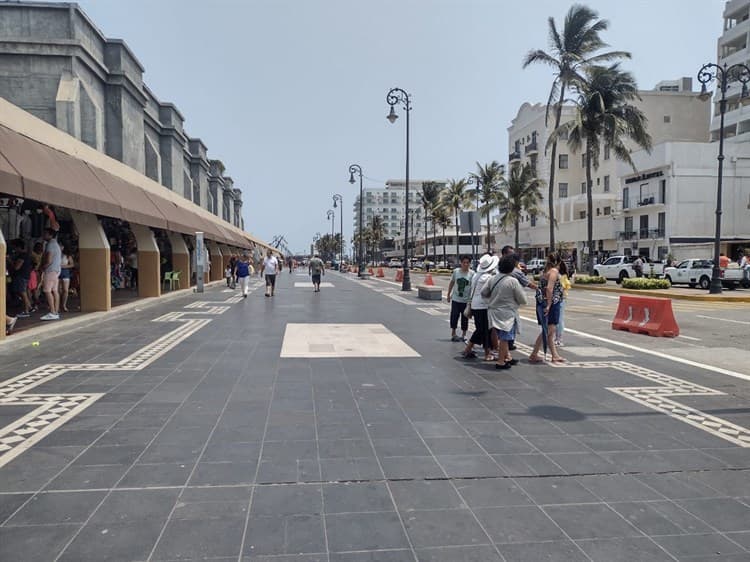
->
[311, 274, 321, 284]
[497, 323, 517, 342]
[265, 274, 277, 287]
[59, 268, 71, 280]
[11, 277, 28, 294]
[536, 302, 561, 326]
[43, 271, 60, 292]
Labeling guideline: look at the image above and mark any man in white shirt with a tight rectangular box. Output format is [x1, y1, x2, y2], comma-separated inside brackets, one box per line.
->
[261, 250, 279, 297]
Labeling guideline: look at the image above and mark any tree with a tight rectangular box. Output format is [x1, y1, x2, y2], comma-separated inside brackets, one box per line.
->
[315, 233, 342, 262]
[496, 163, 545, 249]
[469, 161, 505, 253]
[370, 215, 385, 263]
[550, 63, 651, 273]
[440, 178, 471, 261]
[432, 205, 451, 266]
[421, 181, 443, 261]
[523, 3, 630, 253]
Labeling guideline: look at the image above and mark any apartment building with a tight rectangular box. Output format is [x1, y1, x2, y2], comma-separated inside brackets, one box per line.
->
[504, 79, 710, 262]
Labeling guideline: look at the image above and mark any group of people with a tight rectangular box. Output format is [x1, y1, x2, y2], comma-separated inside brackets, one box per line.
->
[224, 250, 282, 298]
[6, 228, 74, 333]
[447, 246, 571, 369]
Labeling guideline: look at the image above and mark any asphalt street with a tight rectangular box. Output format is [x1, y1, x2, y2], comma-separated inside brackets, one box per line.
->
[0, 270, 748, 561]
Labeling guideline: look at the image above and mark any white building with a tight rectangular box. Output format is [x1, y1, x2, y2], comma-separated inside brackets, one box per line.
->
[504, 79, 710, 263]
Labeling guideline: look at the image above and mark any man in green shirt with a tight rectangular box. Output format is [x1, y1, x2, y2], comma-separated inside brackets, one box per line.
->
[308, 254, 325, 292]
[447, 255, 474, 342]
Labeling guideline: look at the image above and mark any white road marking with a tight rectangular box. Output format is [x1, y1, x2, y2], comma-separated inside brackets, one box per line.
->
[677, 335, 701, 341]
[696, 315, 750, 325]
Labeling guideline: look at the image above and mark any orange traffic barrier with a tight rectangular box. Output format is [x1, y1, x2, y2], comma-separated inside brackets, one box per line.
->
[395, 269, 403, 282]
[352, 266, 358, 274]
[368, 267, 374, 275]
[611, 295, 679, 337]
[376, 268, 384, 278]
[423, 273, 435, 286]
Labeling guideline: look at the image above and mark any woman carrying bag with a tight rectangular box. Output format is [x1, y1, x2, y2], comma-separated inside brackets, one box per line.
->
[483, 254, 527, 370]
[462, 254, 499, 360]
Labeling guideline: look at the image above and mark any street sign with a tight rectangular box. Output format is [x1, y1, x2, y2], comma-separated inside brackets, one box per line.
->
[459, 211, 480, 234]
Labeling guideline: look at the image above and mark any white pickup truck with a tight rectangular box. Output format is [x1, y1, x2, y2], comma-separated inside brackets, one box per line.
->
[593, 255, 665, 283]
[663, 259, 745, 290]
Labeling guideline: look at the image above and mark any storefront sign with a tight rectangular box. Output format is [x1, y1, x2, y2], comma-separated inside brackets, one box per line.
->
[625, 170, 663, 184]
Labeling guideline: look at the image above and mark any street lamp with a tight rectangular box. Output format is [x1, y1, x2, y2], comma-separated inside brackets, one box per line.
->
[333, 194, 344, 264]
[386, 87, 413, 291]
[349, 164, 365, 277]
[465, 176, 481, 265]
[327, 209, 335, 261]
[697, 62, 750, 294]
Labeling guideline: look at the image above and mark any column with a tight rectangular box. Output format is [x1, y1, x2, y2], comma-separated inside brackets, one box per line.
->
[168, 232, 190, 290]
[71, 211, 111, 312]
[131, 224, 161, 298]
[206, 241, 223, 282]
[0, 229, 6, 341]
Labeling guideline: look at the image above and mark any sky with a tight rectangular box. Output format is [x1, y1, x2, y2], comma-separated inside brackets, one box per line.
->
[76, 0, 725, 253]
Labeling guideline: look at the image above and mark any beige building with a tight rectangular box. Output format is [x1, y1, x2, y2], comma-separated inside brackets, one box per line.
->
[503, 79, 710, 263]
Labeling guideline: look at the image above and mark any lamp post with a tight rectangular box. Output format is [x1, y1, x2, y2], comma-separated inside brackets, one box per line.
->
[465, 176, 481, 266]
[333, 194, 343, 264]
[697, 62, 750, 294]
[386, 87, 412, 291]
[326, 209, 335, 262]
[348, 164, 365, 277]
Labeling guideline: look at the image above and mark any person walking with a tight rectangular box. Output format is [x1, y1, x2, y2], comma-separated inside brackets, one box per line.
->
[261, 250, 279, 297]
[528, 253, 565, 364]
[9, 239, 32, 318]
[308, 254, 325, 292]
[555, 260, 572, 347]
[40, 228, 62, 321]
[483, 254, 528, 370]
[500, 245, 536, 352]
[633, 255, 644, 278]
[462, 254, 499, 360]
[235, 253, 254, 298]
[447, 255, 474, 342]
[58, 242, 75, 312]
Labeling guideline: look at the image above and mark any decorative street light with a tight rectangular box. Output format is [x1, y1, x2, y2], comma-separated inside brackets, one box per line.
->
[697, 62, 750, 294]
[386, 87, 413, 291]
[326, 209, 335, 261]
[332, 194, 344, 264]
[349, 164, 365, 277]
[465, 176, 481, 265]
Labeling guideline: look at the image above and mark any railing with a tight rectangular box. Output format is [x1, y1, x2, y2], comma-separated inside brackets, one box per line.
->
[639, 227, 665, 239]
[509, 150, 521, 161]
[623, 194, 664, 209]
[525, 141, 538, 154]
[617, 230, 637, 240]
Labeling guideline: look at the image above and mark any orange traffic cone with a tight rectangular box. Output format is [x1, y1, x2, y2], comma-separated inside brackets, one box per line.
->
[424, 273, 435, 286]
[376, 268, 384, 278]
[395, 269, 403, 282]
[368, 267, 374, 275]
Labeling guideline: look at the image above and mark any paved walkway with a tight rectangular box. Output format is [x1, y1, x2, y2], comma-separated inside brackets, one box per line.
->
[0, 271, 748, 561]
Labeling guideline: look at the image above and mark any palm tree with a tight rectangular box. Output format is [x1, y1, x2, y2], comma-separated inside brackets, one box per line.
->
[523, 3, 630, 253]
[550, 63, 651, 273]
[496, 163, 545, 249]
[469, 161, 505, 253]
[432, 205, 451, 266]
[421, 181, 443, 262]
[370, 216, 385, 263]
[440, 178, 471, 261]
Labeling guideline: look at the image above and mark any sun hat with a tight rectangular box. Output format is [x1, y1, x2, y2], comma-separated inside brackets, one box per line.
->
[476, 254, 499, 274]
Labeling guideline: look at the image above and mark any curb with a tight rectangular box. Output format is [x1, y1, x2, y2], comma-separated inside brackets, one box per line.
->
[572, 283, 750, 302]
[1, 280, 228, 352]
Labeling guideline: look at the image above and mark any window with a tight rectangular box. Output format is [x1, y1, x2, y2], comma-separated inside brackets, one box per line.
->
[559, 182, 568, 198]
[603, 206, 611, 215]
[604, 257, 619, 266]
[579, 210, 586, 219]
[530, 214, 537, 227]
[624, 216, 633, 235]
[658, 212, 666, 234]
[558, 154, 568, 169]
[659, 179, 666, 204]
[663, 115, 671, 123]
[582, 154, 586, 168]
[604, 145, 610, 160]
[581, 182, 586, 194]
[604, 175, 610, 193]
[639, 215, 649, 238]
[623, 187, 630, 209]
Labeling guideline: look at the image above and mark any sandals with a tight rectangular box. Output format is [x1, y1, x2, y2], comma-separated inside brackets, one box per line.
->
[495, 362, 512, 370]
[528, 356, 544, 364]
[462, 351, 477, 359]
[551, 356, 566, 363]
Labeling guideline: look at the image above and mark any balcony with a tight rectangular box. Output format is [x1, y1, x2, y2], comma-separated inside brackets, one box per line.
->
[622, 193, 664, 209]
[617, 230, 637, 240]
[525, 141, 538, 155]
[509, 150, 521, 162]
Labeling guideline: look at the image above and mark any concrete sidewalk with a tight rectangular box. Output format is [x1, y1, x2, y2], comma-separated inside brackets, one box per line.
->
[0, 270, 748, 561]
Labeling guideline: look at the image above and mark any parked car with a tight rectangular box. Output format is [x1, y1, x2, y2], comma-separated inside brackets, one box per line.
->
[387, 259, 403, 268]
[664, 259, 744, 290]
[526, 258, 546, 275]
[593, 255, 665, 283]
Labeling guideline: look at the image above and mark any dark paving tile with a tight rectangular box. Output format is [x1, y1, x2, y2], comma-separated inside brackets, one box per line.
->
[95, 427, 160, 446]
[5, 490, 105, 526]
[328, 550, 413, 562]
[58, 520, 162, 562]
[0, 493, 32, 525]
[436, 455, 504, 478]
[251, 484, 322, 515]
[373, 438, 431, 457]
[390, 480, 465, 511]
[321, 458, 384, 481]
[413, 421, 467, 437]
[189, 461, 257, 485]
[652, 533, 747, 559]
[326, 511, 410, 552]
[636, 473, 726, 500]
[575, 537, 675, 562]
[139, 442, 203, 464]
[323, 482, 395, 513]
[576, 474, 665, 502]
[516, 476, 599, 505]
[0, 523, 80, 562]
[318, 439, 375, 459]
[677, 497, 750, 532]
[403, 508, 490, 547]
[454, 479, 533, 508]
[687, 470, 750, 497]
[243, 514, 326, 556]
[475, 505, 567, 543]
[491, 454, 566, 476]
[726, 530, 750, 549]
[90, 489, 179, 524]
[609, 501, 690, 536]
[71, 444, 145, 466]
[201, 441, 262, 463]
[497, 540, 589, 562]
[37, 429, 104, 447]
[316, 422, 369, 440]
[117, 462, 193, 487]
[256, 458, 321, 483]
[475, 436, 535, 455]
[380, 456, 446, 479]
[543, 503, 642, 540]
[415, 545, 503, 561]
[424, 437, 484, 455]
[46, 464, 129, 490]
[152, 518, 245, 560]
[246, 555, 327, 562]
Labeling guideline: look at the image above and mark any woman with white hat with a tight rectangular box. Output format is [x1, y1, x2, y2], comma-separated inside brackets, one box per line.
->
[462, 254, 499, 360]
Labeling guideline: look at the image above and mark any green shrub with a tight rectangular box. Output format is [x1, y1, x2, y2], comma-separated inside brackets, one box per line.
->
[621, 277, 671, 290]
[574, 275, 606, 284]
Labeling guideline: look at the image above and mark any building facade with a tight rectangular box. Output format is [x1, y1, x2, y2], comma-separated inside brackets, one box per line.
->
[504, 79, 711, 262]
[0, 1, 244, 227]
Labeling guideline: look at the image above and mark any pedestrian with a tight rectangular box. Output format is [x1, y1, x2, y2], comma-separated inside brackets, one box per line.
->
[528, 253, 565, 364]
[261, 250, 279, 297]
[235, 253, 254, 298]
[58, 242, 75, 312]
[447, 255, 474, 342]
[288, 256, 294, 274]
[500, 245, 536, 352]
[462, 254, 499, 360]
[40, 228, 62, 321]
[225, 264, 233, 287]
[6, 315, 17, 335]
[483, 254, 527, 370]
[719, 253, 730, 268]
[9, 239, 32, 318]
[555, 260, 571, 347]
[308, 253, 325, 292]
[128, 248, 138, 290]
[633, 255, 644, 278]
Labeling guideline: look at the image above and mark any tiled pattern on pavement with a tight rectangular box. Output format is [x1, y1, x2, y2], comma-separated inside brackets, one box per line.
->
[0, 272, 747, 561]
